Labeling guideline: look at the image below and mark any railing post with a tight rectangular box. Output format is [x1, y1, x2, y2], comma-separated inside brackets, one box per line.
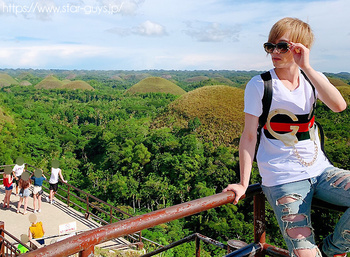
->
[254, 192, 266, 257]
[195, 234, 200, 257]
[85, 195, 90, 219]
[110, 207, 113, 224]
[79, 244, 94, 257]
[67, 185, 70, 207]
[0, 221, 4, 256]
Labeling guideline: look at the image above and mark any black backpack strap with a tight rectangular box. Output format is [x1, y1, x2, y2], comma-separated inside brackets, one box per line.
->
[301, 69, 317, 109]
[259, 71, 273, 128]
[255, 71, 273, 161]
[301, 70, 332, 163]
[315, 121, 333, 165]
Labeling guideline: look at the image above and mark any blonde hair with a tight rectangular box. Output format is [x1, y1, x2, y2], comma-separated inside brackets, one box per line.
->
[268, 17, 314, 48]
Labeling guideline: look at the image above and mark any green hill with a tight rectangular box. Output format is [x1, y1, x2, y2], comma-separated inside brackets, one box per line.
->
[0, 73, 18, 87]
[328, 77, 350, 104]
[61, 80, 94, 91]
[34, 75, 64, 89]
[35, 76, 94, 90]
[126, 77, 186, 95]
[153, 85, 245, 146]
[0, 106, 14, 131]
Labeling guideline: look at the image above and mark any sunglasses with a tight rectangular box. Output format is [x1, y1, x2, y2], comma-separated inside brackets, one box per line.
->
[263, 42, 290, 54]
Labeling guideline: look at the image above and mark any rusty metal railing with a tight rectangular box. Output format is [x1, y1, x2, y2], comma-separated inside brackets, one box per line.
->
[1, 164, 147, 247]
[0, 221, 33, 256]
[19, 183, 264, 257]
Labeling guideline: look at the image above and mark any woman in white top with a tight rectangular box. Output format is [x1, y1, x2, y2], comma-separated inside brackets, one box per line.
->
[12, 157, 25, 196]
[223, 17, 348, 257]
[47, 160, 67, 204]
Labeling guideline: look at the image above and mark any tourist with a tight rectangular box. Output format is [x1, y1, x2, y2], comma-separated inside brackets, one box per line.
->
[31, 169, 46, 213]
[223, 17, 348, 257]
[17, 172, 31, 215]
[2, 166, 13, 209]
[47, 160, 67, 204]
[12, 157, 25, 196]
[28, 213, 45, 245]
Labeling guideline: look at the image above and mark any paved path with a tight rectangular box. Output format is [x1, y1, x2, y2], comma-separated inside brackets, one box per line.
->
[0, 184, 128, 249]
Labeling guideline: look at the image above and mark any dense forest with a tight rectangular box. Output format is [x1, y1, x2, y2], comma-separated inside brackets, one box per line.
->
[0, 69, 349, 256]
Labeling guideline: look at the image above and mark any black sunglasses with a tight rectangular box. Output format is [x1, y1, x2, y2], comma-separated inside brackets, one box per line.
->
[263, 42, 290, 54]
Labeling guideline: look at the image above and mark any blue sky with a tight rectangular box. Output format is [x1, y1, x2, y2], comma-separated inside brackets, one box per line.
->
[0, 0, 349, 72]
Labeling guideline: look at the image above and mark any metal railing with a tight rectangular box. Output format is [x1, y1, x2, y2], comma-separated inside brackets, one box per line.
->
[0, 221, 34, 256]
[18, 182, 347, 257]
[2, 164, 347, 257]
[0, 164, 162, 249]
[18, 183, 262, 256]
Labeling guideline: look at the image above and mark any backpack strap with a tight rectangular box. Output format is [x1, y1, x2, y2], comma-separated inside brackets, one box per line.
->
[301, 69, 317, 109]
[259, 71, 273, 128]
[254, 71, 273, 161]
[258, 70, 331, 163]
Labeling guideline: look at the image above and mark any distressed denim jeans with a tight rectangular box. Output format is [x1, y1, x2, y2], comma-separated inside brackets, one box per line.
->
[262, 166, 350, 257]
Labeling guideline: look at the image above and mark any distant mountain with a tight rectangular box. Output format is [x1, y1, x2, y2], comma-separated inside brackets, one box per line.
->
[126, 77, 186, 95]
[153, 85, 245, 146]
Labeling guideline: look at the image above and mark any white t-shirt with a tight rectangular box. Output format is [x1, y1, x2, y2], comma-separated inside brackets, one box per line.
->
[49, 168, 61, 184]
[13, 164, 25, 177]
[244, 69, 332, 187]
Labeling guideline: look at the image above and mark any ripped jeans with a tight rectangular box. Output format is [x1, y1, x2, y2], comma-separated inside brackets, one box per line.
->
[262, 166, 350, 257]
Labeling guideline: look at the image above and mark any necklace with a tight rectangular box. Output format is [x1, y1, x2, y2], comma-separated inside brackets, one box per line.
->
[293, 141, 318, 167]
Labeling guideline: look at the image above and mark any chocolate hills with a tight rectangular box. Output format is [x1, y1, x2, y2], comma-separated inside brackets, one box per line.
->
[152, 85, 245, 146]
[0, 73, 18, 87]
[126, 77, 186, 95]
[0, 107, 14, 131]
[61, 80, 94, 91]
[34, 75, 94, 90]
[328, 77, 350, 104]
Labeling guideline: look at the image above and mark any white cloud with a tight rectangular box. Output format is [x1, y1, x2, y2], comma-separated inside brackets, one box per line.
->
[107, 20, 167, 37]
[184, 21, 240, 42]
[0, 44, 111, 68]
[132, 20, 167, 37]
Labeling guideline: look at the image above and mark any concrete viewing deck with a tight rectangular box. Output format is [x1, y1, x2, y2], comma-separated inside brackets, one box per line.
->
[0, 184, 129, 250]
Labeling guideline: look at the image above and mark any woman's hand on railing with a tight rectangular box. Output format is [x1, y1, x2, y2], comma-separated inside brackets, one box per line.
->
[222, 183, 248, 205]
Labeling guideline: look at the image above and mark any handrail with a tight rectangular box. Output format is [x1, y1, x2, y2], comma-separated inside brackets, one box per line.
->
[4, 164, 346, 257]
[21, 186, 264, 257]
[1, 164, 145, 246]
[0, 221, 33, 256]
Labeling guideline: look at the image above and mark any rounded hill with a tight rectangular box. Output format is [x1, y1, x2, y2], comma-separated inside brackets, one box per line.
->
[0, 106, 14, 131]
[153, 85, 245, 146]
[34, 76, 94, 90]
[0, 73, 18, 87]
[62, 80, 94, 91]
[126, 77, 186, 95]
[328, 77, 350, 104]
[34, 75, 63, 89]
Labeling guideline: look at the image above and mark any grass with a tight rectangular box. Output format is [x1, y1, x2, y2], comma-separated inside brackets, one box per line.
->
[34, 75, 94, 90]
[0, 73, 18, 87]
[62, 80, 95, 91]
[126, 77, 186, 95]
[94, 247, 144, 257]
[153, 85, 245, 147]
[34, 75, 64, 89]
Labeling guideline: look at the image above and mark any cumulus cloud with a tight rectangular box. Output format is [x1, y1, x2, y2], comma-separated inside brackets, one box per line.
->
[132, 20, 167, 37]
[107, 20, 167, 37]
[184, 20, 240, 42]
